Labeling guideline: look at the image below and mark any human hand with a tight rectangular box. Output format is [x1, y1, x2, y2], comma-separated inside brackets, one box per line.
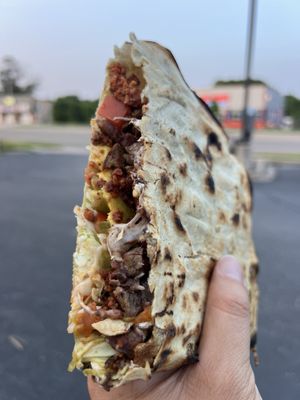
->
[88, 255, 262, 400]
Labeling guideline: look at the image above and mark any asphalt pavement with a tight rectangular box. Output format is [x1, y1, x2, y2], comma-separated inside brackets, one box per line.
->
[1, 125, 300, 154]
[0, 153, 299, 400]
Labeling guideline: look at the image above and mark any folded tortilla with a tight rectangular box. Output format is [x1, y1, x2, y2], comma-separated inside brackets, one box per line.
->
[68, 33, 259, 390]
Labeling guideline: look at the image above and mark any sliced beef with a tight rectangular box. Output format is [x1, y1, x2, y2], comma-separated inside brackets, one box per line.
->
[92, 118, 121, 146]
[108, 268, 128, 286]
[123, 247, 144, 277]
[107, 326, 147, 357]
[103, 143, 126, 169]
[91, 129, 112, 146]
[113, 286, 152, 317]
[105, 354, 127, 374]
[119, 133, 137, 148]
[104, 144, 126, 170]
[133, 338, 158, 367]
[113, 288, 143, 317]
[122, 122, 141, 138]
[107, 248, 144, 288]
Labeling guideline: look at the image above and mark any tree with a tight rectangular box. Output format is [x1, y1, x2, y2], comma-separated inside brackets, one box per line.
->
[285, 95, 300, 118]
[210, 101, 219, 117]
[53, 96, 82, 123]
[285, 95, 300, 128]
[80, 99, 98, 122]
[0, 56, 37, 95]
[53, 96, 98, 123]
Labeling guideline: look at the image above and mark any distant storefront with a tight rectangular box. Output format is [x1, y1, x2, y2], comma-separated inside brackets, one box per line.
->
[0, 95, 53, 126]
[197, 83, 283, 129]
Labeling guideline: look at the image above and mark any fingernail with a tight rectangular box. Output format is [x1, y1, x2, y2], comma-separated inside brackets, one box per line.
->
[216, 255, 244, 284]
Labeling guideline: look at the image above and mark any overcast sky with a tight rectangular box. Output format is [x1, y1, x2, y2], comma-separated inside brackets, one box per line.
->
[1, 0, 299, 99]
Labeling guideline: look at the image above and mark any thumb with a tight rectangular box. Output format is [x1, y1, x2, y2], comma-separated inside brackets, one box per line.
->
[199, 255, 251, 372]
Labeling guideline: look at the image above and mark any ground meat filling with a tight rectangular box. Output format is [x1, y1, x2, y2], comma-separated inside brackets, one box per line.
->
[81, 62, 153, 369]
[108, 63, 142, 109]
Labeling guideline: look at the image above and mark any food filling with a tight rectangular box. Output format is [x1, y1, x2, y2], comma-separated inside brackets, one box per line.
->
[68, 62, 152, 386]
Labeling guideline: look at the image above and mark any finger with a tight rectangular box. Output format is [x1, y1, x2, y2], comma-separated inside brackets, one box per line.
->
[199, 255, 251, 370]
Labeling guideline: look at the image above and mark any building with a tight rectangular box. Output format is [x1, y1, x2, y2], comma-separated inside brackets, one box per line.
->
[35, 100, 53, 124]
[0, 95, 53, 126]
[197, 82, 283, 129]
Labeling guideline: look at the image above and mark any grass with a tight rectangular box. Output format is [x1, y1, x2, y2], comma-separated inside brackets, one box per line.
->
[254, 152, 300, 163]
[0, 140, 59, 153]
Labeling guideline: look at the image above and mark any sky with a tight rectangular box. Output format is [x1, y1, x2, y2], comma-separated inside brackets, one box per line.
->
[0, 0, 299, 100]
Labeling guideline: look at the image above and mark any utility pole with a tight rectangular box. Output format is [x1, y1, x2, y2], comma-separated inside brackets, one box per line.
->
[236, 0, 275, 180]
[241, 0, 257, 143]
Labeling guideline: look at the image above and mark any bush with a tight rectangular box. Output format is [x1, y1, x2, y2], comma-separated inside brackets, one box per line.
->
[53, 96, 98, 123]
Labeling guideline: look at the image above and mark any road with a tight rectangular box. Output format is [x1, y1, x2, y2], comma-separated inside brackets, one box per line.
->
[0, 125, 90, 149]
[1, 125, 300, 154]
[0, 153, 299, 399]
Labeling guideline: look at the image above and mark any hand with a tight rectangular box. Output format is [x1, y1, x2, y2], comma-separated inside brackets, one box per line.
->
[88, 256, 262, 400]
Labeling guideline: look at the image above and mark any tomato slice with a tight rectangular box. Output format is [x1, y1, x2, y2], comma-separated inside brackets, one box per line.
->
[97, 95, 129, 127]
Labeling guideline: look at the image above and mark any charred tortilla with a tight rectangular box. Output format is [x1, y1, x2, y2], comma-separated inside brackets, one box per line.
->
[68, 33, 259, 390]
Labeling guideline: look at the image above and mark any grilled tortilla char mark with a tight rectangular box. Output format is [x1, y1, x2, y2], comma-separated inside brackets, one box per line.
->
[81, 62, 153, 365]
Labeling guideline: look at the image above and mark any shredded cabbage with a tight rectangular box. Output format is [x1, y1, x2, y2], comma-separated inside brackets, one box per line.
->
[68, 337, 116, 372]
[73, 225, 110, 272]
[82, 341, 117, 360]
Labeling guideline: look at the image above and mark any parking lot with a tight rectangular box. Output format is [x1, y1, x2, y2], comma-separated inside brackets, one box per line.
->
[0, 152, 299, 399]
